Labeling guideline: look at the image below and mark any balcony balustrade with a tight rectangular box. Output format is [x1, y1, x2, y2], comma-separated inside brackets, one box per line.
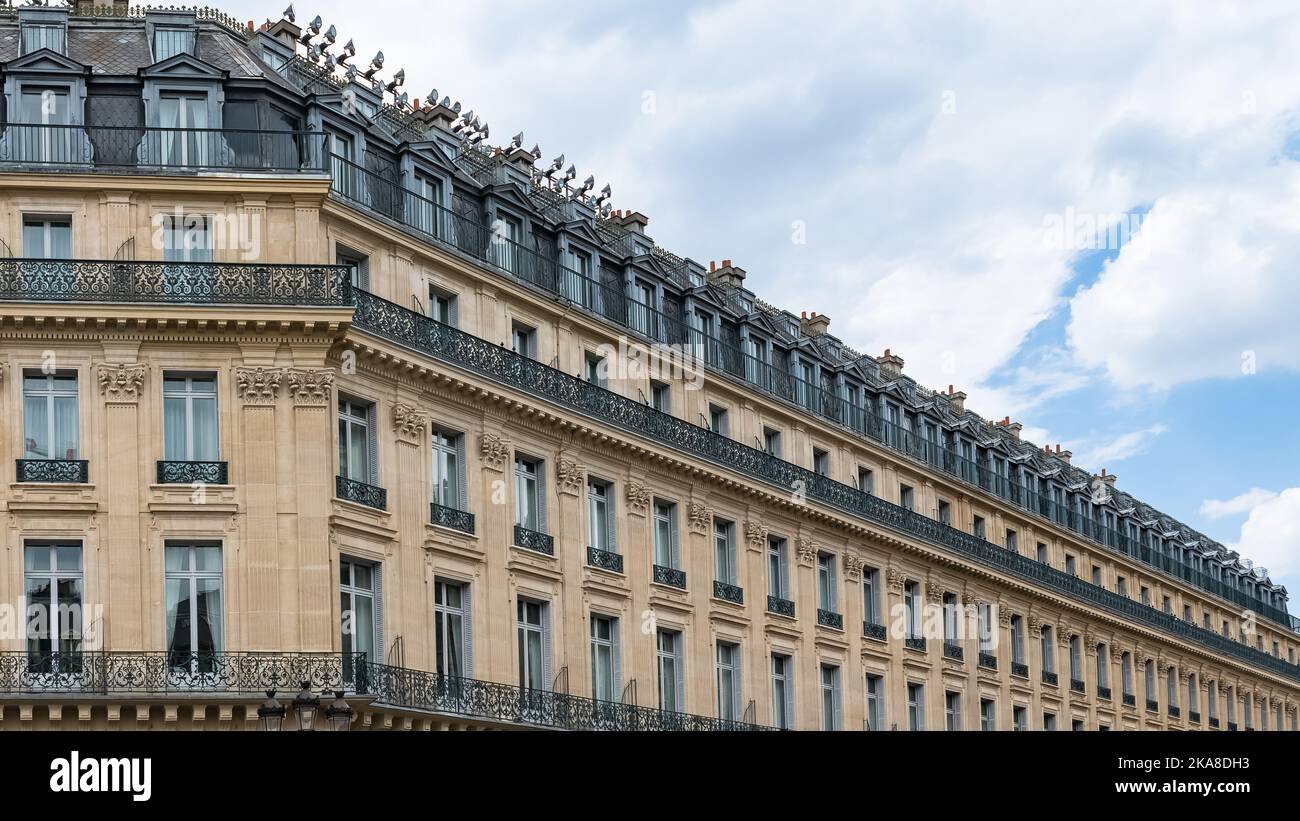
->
[157, 460, 228, 485]
[16, 459, 88, 483]
[430, 502, 475, 535]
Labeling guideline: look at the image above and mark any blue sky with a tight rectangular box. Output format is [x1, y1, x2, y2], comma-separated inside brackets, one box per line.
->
[227, 0, 1300, 607]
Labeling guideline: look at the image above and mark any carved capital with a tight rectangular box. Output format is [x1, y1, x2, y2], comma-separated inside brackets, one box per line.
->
[1178, 671, 1191, 686]
[886, 567, 906, 591]
[234, 366, 283, 406]
[625, 481, 650, 516]
[556, 459, 585, 496]
[797, 537, 817, 566]
[96, 362, 147, 403]
[744, 520, 769, 553]
[391, 402, 428, 443]
[925, 584, 944, 604]
[997, 606, 1014, 628]
[1110, 647, 1124, 664]
[286, 368, 334, 407]
[687, 502, 712, 534]
[843, 553, 864, 581]
[1027, 616, 1043, 633]
[478, 433, 511, 471]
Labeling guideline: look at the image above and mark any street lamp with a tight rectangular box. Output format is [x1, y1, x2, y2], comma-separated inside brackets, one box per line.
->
[257, 689, 286, 732]
[291, 680, 321, 731]
[325, 690, 355, 731]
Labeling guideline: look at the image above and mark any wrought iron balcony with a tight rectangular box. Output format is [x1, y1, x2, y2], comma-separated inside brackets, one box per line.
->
[513, 525, 554, 556]
[943, 641, 964, 661]
[1041, 670, 1059, 686]
[0, 259, 351, 306]
[817, 609, 844, 630]
[653, 565, 686, 590]
[978, 651, 997, 670]
[863, 621, 887, 641]
[904, 636, 927, 652]
[1209, 716, 1220, 728]
[767, 595, 795, 618]
[1011, 661, 1029, 678]
[587, 546, 623, 573]
[346, 289, 1300, 682]
[1147, 699, 1159, 712]
[1189, 710, 1200, 723]
[0, 651, 361, 695]
[1123, 692, 1136, 707]
[1070, 678, 1085, 693]
[1227, 721, 1238, 731]
[336, 475, 387, 511]
[1168, 705, 1181, 718]
[156, 460, 228, 485]
[713, 580, 744, 604]
[430, 502, 475, 535]
[16, 459, 88, 483]
[1097, 685, 1111, 700]
[0, 124, 328, 174]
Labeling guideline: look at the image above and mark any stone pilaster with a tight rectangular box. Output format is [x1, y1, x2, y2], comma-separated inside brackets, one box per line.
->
[96, 362, 147, 651]
[392, 401, 430, 668]
[234, 366, 284, 650]
[286, 368, 335, 649]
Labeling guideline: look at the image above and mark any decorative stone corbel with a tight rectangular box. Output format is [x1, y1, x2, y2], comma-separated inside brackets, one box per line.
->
[556, 458, 585, 496]
[96, 362, 147, 403]
[744, 520, 769, 553]
[886, 567, 906, 591]
[478, 433, 511, 471]
[286, 368, 334, 407]
[625, 481, 650, 516]
[797, 537, 818, 566]
[687, 501, 712, 534]
[233, 366, 283, 406]
[391, 402, 428, 444]
[843, 553, 864, 581]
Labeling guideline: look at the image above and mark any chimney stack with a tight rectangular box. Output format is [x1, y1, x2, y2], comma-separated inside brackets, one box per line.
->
[266, 18, 301, 50]
[616, 211, 650, 234]
[1054, 444, 1072, 464]
[411, 99, 460, 132]
[799, 311, 832, 338]
[708, 259, 747, 289]
[1099, 469, 1117, 487]
[878, 348, 904, 379]
[946, 384, 966, 414]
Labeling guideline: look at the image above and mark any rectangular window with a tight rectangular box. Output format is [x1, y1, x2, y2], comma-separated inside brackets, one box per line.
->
[907, 682, 926, 731]
[937, 499, 951, 525]
[1011, 615, 1025, 664]
[813, 448, 830, 477]
[653, 501, 679, 569]
[164, 544, 223, 670]
[980, 698, 996, 731]
[1117, 576, 1127, 597]
[656, 628, 683, 712]
[1142, 587, 1151, 607]
[714, 519, 736, 585]
[1065, 555, 1076, 577]
[516, 598, 550, 691]
[972, 516, 986, 540]
[337, 397, 376, 484]
[339, 558, 380, 668]
[1162, 596, 1172, 615]
[434, 578, 470, 678]
[584, 351, 606, 388]
[511, 322, 536, 358]
[22, 370, 79, 460]
[1013, 705, 1027, 731]
[429, 286, 457, 326]
[1092, 566, 1103, 586]
[865, 673, 885, 731]
[650, 380, 671, 413]
[820, 664, 841, 730]
[904, 581, 920, 638]
[763, 427, 781, 457]
[24, 542, 83, 659]
[716, 642, 741, 721]
[899, 484, 914, 512]
[19, 86, 70, 127]
[590, 614, 619, 703]
[772, 654, 794, 730]
[587, 478, 615, 552]
[431, 428, 465, 511]
[817, 553, 837, 612]
[21, 23, 67, 55]
[1043, 712, 1056, 731]
[22, 215, 72, 259]
[767, 537, 790, 600]
[708, 404, 728, 436]
[1041, 627, 1055, 674]
[162, 213, 212, 261]
[514, 455, 544, 532]
[336, 246, 368, 289]
[1005, 529, 1017, 552]
[1036, 543, 1047, 563]
[857, 467, 874, 495]
[945, 691, 962, 731]
[153, 26, 196, 60]
[163, 374, 218, 462]
[862, 566, 881, 625]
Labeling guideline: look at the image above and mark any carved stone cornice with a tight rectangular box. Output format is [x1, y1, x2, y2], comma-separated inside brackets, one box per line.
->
[886, 567, 906, 591]
[687, 502, 712, 534]
[556, 459, 585, 496]
[797, 537, 817, 566]
[286, 368, 334, 407]
[391, 402, 428, 444]
[478, 433, 511, 471]
[843, 553, 864, 581]
[96, 362, 147, 403]
[234, 366, 283, 406]
[744, 520, 769, 553]
[625, 481, 650, 516]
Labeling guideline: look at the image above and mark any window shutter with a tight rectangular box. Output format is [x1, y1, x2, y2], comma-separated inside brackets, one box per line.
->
[833, 671, 843, 730]
[541, 602, 553, 691]
[606, 483, 617, 552]
[785, 664, 796, 729]
[732, 645, 742, 720]
[449, 295, 459, 328]
[358, 256, 370, 289]
[537, 461, 549, 533]
[670, 514, 680, 569]
[779, 546, 789, 598]
[462, 584, 474, 677]
[366, 402, 378, 484]
[611, 618, 622, 698]
[373, 563, 384, 665]
[673, 638, 685, 713]
[455, 434, 467, 512]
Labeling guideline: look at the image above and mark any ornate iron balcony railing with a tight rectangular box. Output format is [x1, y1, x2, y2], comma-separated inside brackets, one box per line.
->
[1227, 721, 1237, 731]
[1189, 710, 1200, 723]
[653, 564, 686, 589]
[817, 609, 844, 630]
[1122, 692, 1136, 707]
[1147, 699, 1159, 712]
[430, 502, 475, 534]
[16, 459, 88, 483]
[1209, 715, 1220, 728]
[0, 124, 328, 174]
[0, 651, 362, 695]
[713, 580, 744, 605]
[943, 641, 964, 661]
[587, 546, 623, 573]
[1042, 670, 1059, 686]
[863, 621, 887, 641]
[904, 636, 927, 652]
[513, 525, 554, 555]
[1070, 678, 1085, 693]
[1097, 685, 1112, 700]
[1168, 705, 1181, 718]
[346, 289, 1300, 682]
[767, 596, 795, 618]
[156, 460, 228, 485]
[978, 651, 998, 669]
[0, 259, 351, 306]
[336, 475, 387, 511]
[1011, 661, 1029, 677]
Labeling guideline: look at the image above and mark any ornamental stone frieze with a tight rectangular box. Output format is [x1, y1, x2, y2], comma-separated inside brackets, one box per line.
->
[391, 403, 429, 444]
[234, 366, 284, 406]
[556, 459, 585, 496]
[687, 502, 712, 534]
[478, 433, 511, 471]
[797, 537, 817, 565]
[286, 368, 334, 407]
[744, 521, 769, 552]
[625, 481, 650, 516]
[97, 362, 147, 403]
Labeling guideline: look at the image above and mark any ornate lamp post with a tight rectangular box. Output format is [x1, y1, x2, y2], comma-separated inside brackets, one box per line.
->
[291, 681, 321, 731]
[325, 691, 355, 731]
[257, 690, 286, 732]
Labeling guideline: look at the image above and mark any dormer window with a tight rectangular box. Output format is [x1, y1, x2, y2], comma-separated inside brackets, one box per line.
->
[21, 24, 66, 56]
[154, 27, 196, 61]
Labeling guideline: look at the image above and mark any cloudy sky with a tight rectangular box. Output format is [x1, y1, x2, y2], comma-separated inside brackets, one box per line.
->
[228, 0, 1300, 606]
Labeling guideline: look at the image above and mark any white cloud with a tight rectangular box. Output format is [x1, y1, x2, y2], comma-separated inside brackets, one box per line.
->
[1200, 488, 1279, 520]
[1066, 424, 1169, 469]
[1216, 488, 1300, 590]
